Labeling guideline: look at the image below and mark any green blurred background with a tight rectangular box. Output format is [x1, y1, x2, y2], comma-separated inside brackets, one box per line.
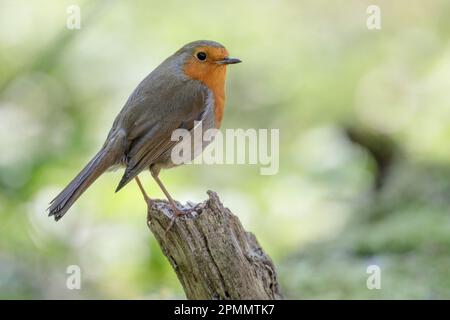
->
[1, 0, 450, 299]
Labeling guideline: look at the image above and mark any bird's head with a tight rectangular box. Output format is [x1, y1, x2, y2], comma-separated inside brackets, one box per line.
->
[175, 40, 241, 85]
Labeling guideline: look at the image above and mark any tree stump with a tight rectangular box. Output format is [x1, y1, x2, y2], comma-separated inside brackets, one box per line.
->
[147, 190, 283, 300]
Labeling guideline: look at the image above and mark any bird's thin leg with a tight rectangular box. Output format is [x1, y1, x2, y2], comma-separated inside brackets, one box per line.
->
[135, 176, 150, 201]
[134, 176, 153, 227]
[150, 168, 185, 232]
[153, 175, 181, 212]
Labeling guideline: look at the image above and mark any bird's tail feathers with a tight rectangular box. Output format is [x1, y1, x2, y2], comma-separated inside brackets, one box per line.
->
[48, 147, 115, 221]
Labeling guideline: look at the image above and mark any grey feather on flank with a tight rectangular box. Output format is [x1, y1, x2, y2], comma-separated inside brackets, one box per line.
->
[48, 131, 126, 220]
[113, 81, 210, 192]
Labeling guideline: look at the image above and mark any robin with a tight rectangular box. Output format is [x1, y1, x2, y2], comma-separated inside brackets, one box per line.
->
[48, 40, 241, 229]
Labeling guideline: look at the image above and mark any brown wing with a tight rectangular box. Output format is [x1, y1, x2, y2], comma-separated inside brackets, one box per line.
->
[115, 80, 208, 192]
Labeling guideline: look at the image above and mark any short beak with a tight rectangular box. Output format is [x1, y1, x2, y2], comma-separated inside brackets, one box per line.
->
[216, 57, 242, 65]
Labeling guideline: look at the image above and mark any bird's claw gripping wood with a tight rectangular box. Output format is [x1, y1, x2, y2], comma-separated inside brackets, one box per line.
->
[164, 207, 185, 233]
[164, 202, 203, 233]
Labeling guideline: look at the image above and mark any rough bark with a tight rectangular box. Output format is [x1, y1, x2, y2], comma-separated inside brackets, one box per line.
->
[147, 190, 283, 300]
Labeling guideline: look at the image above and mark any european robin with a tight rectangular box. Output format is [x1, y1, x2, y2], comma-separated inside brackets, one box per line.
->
[48, 40, 241, 228]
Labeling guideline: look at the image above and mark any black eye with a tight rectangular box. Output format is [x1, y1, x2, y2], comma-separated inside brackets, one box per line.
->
[196, 52, 207, 61]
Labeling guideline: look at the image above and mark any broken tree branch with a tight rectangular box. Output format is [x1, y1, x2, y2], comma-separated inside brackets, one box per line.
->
[147, 190, 283, 300]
